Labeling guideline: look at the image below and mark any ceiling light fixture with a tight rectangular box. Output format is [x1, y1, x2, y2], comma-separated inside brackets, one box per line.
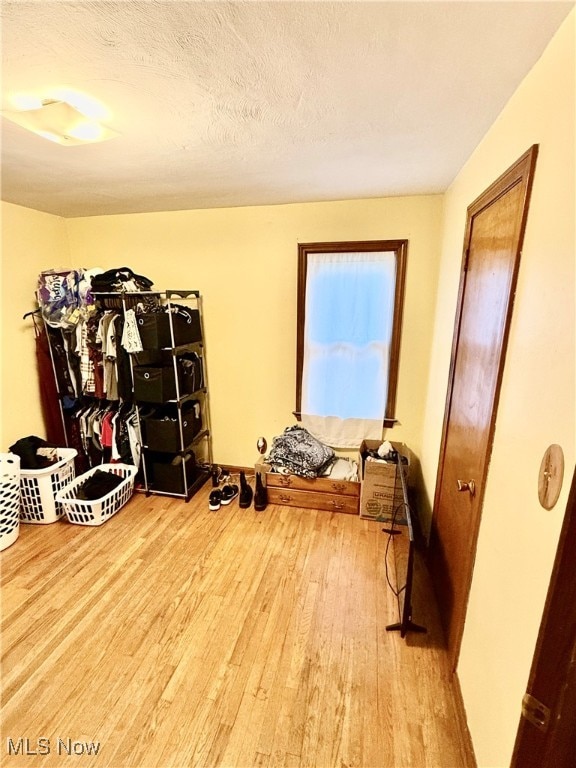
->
[1, 99, 120, 146]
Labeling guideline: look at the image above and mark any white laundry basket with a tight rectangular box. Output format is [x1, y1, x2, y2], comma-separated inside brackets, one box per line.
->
[19, 448, 77, 524]
[1, 453, 21, 550]
[55, 464, 137, 526]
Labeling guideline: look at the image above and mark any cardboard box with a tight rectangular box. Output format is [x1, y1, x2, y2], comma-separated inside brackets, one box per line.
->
[358, 440, 411, 522]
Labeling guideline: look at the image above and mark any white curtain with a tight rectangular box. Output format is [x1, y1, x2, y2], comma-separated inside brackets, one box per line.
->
[301, 251, 396, 448]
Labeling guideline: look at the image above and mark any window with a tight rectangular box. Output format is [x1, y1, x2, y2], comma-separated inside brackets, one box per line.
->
[296, 240, 407, 447]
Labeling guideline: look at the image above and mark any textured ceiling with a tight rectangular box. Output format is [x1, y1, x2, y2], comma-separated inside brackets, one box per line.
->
[1, 1, 573, 218]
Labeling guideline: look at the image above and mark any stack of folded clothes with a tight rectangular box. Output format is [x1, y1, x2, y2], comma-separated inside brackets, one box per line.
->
[319, 456, 358, 482]
[74, 469, 124, 500]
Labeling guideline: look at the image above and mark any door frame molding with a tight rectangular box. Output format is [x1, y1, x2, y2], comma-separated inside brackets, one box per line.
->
[431, 145, 539, 670]
[511, 466, 576, 767]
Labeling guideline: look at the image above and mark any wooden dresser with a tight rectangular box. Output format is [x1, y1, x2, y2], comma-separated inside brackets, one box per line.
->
[256, 461, 360, 515]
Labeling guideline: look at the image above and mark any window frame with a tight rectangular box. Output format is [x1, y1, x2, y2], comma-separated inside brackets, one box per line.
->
[296, 239, 408, 429]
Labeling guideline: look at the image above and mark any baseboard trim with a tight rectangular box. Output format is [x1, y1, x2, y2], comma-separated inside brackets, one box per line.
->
[217, 463, 255, 476]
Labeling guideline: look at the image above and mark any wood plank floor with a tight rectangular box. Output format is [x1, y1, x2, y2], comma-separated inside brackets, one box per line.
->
[1, 486, 475, 768]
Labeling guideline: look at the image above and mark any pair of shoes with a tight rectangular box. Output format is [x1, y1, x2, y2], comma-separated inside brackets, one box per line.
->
[254, 472, 267, 511]
[239, 471, 253, 508]
[211, 466, 231, 487]
[209, 489, 222, 511]
[209, 483, 239, 511]
[221, 483, 238, 504]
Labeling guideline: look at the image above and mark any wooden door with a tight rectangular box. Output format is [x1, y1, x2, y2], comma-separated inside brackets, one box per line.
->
[429, 146, 538, 670]
[511, 466, 576, 768]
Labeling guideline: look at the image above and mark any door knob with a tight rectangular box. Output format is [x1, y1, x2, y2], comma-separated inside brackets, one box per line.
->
[457, 479, 476, 496]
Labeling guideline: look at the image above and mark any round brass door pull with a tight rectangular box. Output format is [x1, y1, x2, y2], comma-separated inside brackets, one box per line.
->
[538, 444, 564, 509]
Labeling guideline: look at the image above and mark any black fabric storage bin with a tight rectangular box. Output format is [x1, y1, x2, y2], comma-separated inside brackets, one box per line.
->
[142, 402, 202, 452]
[180, 352, 204, 394]
[132, 348, 170, 366]
[149, 452, 197, 494]
[137, 310, 201, 349]
[133, 365, 178, 403]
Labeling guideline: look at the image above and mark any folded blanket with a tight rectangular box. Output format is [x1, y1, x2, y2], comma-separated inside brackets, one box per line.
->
[320, 457, 359, 482]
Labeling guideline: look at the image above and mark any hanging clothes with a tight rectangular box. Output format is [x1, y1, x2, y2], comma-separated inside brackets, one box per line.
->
[115, 314, 134, 402]
[97, 312, 119, 400]
[86, 311, 105, 398]
[32, 267, 157, 475]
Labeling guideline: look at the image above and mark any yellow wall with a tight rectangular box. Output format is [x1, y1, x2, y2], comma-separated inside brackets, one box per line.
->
[420, 11, 575, 767]
[0, 202, 70, 448]
[65, 195, 443, 467]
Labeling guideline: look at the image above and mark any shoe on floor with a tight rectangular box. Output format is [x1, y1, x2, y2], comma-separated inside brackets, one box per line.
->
[209, 489, 222, 511]
[220, 483, 239, 505]
[239, 471, 253, 508]
[254, 472, 267, 511]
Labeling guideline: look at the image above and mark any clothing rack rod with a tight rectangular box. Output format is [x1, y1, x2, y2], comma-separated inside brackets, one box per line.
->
[91, 291, 162, 296]
[91, 290, 200, 297]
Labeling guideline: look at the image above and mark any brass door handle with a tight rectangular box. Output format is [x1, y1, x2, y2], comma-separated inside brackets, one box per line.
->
[457, 479, 476, 497]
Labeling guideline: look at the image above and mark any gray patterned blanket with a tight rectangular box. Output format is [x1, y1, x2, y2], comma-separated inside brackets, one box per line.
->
[265, 425, 335, 478]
